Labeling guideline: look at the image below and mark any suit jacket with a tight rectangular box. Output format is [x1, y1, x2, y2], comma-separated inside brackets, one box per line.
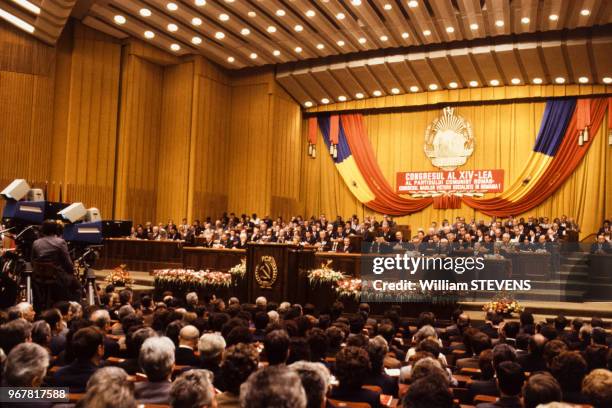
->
[591, 242, 612, 254]
[364, 373, 398, 397]
[134, 380, 173, 404]
[329, 386, 381, 408]
[32, 235, 74, 275]
[476, 396, 522, 408]
[53, 360, 100, 393]
[518, 353, 547, 373]
[175, 346, 199, 366]
[469, 380, 499, 400]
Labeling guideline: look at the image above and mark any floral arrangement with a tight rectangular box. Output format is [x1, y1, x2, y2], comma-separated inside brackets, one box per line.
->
[335, 278, 362, 299]
[105, 264, 133, 286]
[307, 260, 345, 285]
[229, 258, 247, 279]
[153, 269, 232, 289]
[483, 296, 524, 315]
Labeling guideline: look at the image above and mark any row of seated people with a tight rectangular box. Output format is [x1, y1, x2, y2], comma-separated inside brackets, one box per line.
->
[1, 293, 611, 408]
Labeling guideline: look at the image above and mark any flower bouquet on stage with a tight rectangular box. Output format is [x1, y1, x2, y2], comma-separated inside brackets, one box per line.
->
[483, 294, 524, 317]
[153, 268, 232, 299]
[105, 264, 133, 287]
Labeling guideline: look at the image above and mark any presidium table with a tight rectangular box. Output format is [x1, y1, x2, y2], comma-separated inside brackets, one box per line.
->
[97, 239, 612, 309]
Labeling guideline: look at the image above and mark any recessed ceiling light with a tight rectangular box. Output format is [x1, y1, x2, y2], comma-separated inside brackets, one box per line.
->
[490, 79, 500, 86]
[219, 13, 229, 21]
[267, 25, 276, 33]
[446, 26, 454, 33]
[580, 9, 590, 16]
[373, 90, 382, 97]
[351, 0, 362, 5]
[337, 40, 345, 46]
[227, 56, 235, 63]
[428, 83, 438, 90]
[170, 43, 180, 51]
[358, 37, 367, 44]
[449, 82, 458, 88]
[294, 46, 302, 53]
[321, 98, 330, 104]
[275, 9, 286, 17]
[554, 77, 565, 84]
[191, 17, 202, 26]
[195, 0, 206, 6]
[511, 78, 521, 85]
[402, 32, 409, 39]
[355, 92, 364, 99]
[410, 86, 419, 92]
[602, 77, 612, 84]
[294, 24, 303, 32]
[495, 20, 504, 27]
[423, 29, 431, 36]
[316, 43, 325, 50]
[408, 1, 418, 8]
[338, 95, 347, 101]
[139, 8, 151, 17]
[336, 12, 345, 20]
[247, 11, 256, 18]
[167, 23, 178, 32]
[578, 76, 588, 83]
[521, 17, 530, 24]
[214, 31, 225, 39]
[383, 4, 392, 10]
[144, 30, 155, 39]
[304, 101, 313, 108]
[380, 35, 388, 41]
[113, 15, 126, 25]
[549, 14, 558, 21]
[241, 28, 250, 35]
[249, 52, 258, 59]
[470, 23, 479, 30]
[306, 10, 316, 18]
[273, 50, 281, 56]
[532, 77, 543, 84]
[166, 2, 178, 11]
[191, 36, 202, 45]
[469, 80, 478, 87]
[391, 87, 400, 94]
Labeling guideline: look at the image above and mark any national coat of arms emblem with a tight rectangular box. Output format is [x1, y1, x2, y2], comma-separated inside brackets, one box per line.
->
[424, 107, 474, 170]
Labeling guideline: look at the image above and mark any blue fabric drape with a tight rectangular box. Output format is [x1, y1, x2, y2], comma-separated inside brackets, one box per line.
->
[317, 115, 352, 163]
[533, 99, 576, 156]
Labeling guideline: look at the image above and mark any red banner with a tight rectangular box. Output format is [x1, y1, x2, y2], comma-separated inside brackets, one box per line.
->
[396, 169, 504, 194]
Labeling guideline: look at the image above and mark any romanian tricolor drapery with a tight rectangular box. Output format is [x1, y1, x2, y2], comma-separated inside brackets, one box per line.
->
[314, 97, 609, 217]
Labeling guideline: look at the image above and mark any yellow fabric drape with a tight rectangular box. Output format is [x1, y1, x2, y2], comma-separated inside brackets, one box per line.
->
[300, 101, 610, 238]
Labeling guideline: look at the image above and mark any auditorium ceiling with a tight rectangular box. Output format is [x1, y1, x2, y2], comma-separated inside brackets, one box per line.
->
[1, 0, 611, 106]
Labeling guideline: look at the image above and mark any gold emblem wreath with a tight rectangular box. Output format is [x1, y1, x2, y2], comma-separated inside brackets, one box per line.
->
[254, 255, 278, 289]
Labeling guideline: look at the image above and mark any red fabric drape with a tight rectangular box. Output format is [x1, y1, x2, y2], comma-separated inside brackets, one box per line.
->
[329, 115, 339, 145]
[462, 98, 608, 216]
[433, 195, 462, 209]
[341, 114, 433, 215]
[576, 99, 591, 131]
[307, 117, 318, 145]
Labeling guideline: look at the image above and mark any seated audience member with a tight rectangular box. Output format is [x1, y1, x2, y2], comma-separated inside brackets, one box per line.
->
[41, 308, 67, 355]
[457, 331, 492, 369]
[198, 333, 226, 375]
[365, 335, 399, 396]
[492, 343, 517, 371]
[306, 328, 327, 363]
[135, 336, 175, 404]
[476, 361, 524, 408]
[550, 351, 589, 404]
[216, 343, 259, 407]
[264, 329, 290, 365]
[543, 339, 568, 368]
[240, 365, 307, 408]
[53, 326, 104, 392]
[402, 375, 454, 408]
[86, 366, 129, 389]
[3, 343, 49, 390]
[0, 318, 32, 355]
[170, 369, 216, 408]
[75, 382, 136, 408]
[499, 322, 520, 347]
[175, 325, 200, 366]
[519, 333, 548, 373]
[591, 234, 611, 254]
[584, 344, 608, 371]
[522, 372, 562, 408]
[31, 320, 52, 350]
[252, 311, 269, 342]
[329, 346, 381, 408]
[89, 309, 120, 358]
[469, 350, 499, 399]
[582, 369, 612, 408]
[118, 327, 156, 375]
[289, 361, 331, 408]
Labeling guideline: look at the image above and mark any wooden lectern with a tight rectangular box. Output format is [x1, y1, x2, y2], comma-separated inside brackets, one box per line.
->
[246, 243, 302, 303]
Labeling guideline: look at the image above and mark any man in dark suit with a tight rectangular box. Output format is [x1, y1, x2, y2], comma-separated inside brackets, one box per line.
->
[134, 336, 174, 404]
[53, 327, 104, 393]
[518, 334, 548, 374]
[89, 309, 119, 358]
[476, 361, 525, 408]
[329, 346, 381, 408]
[175, 325, 200, 367]
[469, 350, 499, 399]
[590, 234, 612, 254]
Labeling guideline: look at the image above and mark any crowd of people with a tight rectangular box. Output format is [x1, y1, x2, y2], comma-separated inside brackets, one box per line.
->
[128, 213, 611, 254]
[1, 290, 611, 408]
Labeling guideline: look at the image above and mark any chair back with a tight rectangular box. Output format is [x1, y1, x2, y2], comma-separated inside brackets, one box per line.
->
[327, 399, 371, 408]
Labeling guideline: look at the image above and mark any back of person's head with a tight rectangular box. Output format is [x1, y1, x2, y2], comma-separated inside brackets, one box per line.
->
[170, 369, 215, 408]
[287, 337, 311, 364]
[471, 331, 492, 355]
[3, 343, 49, 386]
[219, 343, 259, 395]
[592, 327, 608, 345]
[86, 366, 129, 389]
[198, 332, 226, 363]
[416, 337, 441, 358]
[325, 326, 345, 350]
[72, 326, 104, 361]
[289, 361, 330, 408]
[520, 311, 535, 327]
[550, 351, 587, 392]
[496, 361, 524, 397]
[139, 336, 175, 381]
[90, 309, 111, 330]
[307, 328, 327, 361]
[264, 329, 290, 365]
[522, 372, 562, 408]
[367, 335, 389, 374]
[411, 357, 448, 384]
[414, 325, 437, 343]
[539, 324, 558, 341]
[584, 344, 608, 371]
[240, 365, 307, 408]
[402, 375, 454, 408]
[40, 220, 59, 236]
[254, 311, 269, 331]
[478, 349, 495, 380]
[492, 343, 517, 370]
[554, 315, 568, 332]
[528, 333, 547, 356]
[503, 321, 520, 339]
[416, 311, 435, 328]
[0, 318, 32, 354]
[41, 308, 62, 330]
[582, 368, 612, 408]
[31, 320, 51, 347]
[335, 346, 371, 389]
[75, 382, 136, 408]
[119, 289, 133, 305]
[543, 339, 568, 366]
